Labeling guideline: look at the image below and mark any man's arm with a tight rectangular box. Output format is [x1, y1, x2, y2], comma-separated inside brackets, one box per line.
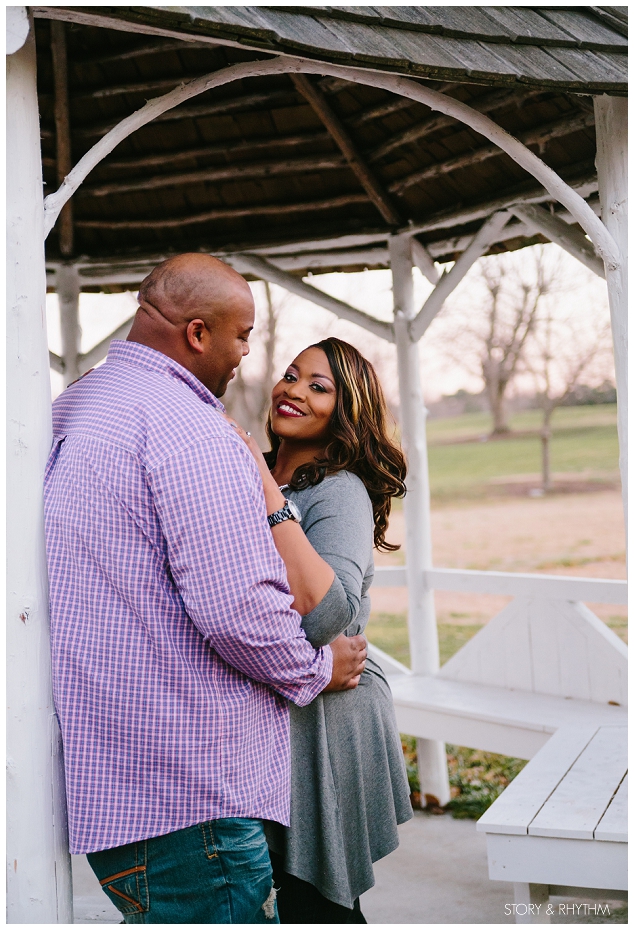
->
[148, 430, 364, 704]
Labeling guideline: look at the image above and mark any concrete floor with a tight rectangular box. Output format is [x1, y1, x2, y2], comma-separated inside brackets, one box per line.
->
[72, 812, 626, 925]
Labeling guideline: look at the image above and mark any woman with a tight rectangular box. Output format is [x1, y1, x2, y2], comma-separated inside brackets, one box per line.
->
[229, 337, 412, 923]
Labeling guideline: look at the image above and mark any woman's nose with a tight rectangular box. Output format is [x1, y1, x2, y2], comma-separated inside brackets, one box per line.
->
[285, 382, 305, 399]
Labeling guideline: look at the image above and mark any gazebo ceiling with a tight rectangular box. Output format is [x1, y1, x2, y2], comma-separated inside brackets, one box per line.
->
[34, 6, 627, 283]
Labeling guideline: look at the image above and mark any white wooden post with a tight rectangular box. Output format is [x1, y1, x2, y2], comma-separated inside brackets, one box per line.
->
[594, 95, 627, 523]
[7, 18, 73, 924]
[58, 264, 81, 386]
[389, 234, 451, 807]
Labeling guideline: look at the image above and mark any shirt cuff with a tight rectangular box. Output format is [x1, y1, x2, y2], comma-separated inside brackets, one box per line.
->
[290, 643, 333, 707]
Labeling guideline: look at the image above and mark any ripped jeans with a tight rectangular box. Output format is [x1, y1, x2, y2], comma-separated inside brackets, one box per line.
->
[87, 818, 279, 924]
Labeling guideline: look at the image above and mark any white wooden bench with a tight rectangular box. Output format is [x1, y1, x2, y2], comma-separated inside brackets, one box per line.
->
[476, 725, 627, 924]
[370, 567, 627, 923]
[370, 568, 627, 762]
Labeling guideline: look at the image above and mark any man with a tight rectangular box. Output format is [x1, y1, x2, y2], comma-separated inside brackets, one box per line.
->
[44, 254, 367, 924]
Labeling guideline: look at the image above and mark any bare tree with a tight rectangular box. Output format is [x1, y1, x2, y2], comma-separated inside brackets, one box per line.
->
[439, 247, 559, 436]
[527, 306, 613, 492]
[479, 248, 560, 435]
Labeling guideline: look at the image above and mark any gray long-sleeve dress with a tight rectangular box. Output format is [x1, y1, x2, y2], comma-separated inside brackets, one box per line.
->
[264, 470, 413, 908]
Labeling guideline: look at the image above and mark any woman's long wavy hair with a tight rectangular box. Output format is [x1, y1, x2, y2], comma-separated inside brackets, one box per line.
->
[264, 337, 406, 552]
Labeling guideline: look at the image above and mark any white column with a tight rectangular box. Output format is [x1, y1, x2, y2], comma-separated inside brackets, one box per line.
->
[58, 264, 81, 386]
[7, 20, 73, 924]
[389, 234, 451, 807]
[594, 95, 627, 523]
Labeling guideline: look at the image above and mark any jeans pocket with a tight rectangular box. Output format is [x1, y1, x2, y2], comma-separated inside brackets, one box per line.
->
[88, 841, 149, 917]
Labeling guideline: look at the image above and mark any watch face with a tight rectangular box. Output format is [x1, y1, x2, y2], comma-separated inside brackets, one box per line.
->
[287, 500, 302, 523]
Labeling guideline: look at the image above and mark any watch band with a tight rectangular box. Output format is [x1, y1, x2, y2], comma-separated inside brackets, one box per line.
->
[267, 499, 300, 527]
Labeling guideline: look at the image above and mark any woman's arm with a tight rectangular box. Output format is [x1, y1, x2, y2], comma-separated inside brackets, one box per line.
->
[260, 470, 336, 617]
[222, 416, 335, 616]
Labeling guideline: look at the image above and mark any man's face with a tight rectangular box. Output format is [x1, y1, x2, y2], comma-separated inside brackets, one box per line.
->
[198, 288, 255, 397]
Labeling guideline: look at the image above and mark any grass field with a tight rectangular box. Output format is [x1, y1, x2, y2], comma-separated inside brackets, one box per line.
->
[424, 404, 619, 500]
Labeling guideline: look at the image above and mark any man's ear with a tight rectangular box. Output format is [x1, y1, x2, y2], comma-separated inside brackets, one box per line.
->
[186, 319, 207, 354]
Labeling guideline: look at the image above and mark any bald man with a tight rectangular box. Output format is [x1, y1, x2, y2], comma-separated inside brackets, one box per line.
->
[44, 254, 366, 924]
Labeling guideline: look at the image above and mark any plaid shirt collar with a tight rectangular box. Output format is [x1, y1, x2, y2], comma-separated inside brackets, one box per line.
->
[107, 339, 225, 412]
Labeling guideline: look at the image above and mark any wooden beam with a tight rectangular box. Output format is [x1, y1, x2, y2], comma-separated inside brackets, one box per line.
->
[411, 238, 440, 285]
[410, 211, 512, 343]
[73, 39, 213, 66]
[57, 264, 81, 385]
[594, 94, 627, 523]
[50, 20, 73, 255]
[102, 132, 331, 171]
[79, 154, 347, 197]
[369, 87, 544, 163]
[509, 204, 605, 278]
[63, 88, 302, 141]
[227, 253, 394, 342]
[49, 351, 64, 374]
[390, 111, 596, 194]
[74, 192, 371, 230]
[403, 164, 598, 237]
[71, 76, 194, 100]
[290, 72, 402, 226]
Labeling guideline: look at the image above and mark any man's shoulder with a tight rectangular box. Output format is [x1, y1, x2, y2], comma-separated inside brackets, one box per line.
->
[52, 360, 232, 460]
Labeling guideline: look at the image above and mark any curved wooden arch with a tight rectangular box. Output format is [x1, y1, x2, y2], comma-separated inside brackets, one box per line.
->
[43, 55, 620, 269]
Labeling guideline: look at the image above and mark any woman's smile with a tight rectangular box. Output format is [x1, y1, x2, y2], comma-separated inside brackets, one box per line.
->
[276, 401, 306, 418]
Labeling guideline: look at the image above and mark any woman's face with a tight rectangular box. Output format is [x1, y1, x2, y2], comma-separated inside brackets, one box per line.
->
[270, 347, 337, 444]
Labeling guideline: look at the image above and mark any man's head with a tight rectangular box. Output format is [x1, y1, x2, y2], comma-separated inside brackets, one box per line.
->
[128, 253, 255, 397]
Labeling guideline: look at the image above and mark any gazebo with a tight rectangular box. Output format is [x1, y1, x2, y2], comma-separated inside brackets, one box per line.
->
[7, 6, 627, 922]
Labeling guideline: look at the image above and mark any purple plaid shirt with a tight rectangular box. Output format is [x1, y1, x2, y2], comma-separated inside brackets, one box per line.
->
[44, 340, 333, 854]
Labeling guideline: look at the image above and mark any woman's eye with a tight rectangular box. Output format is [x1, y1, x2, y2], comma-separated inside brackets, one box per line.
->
[283, 372, 296, 382]
[310, 382, 326, 392]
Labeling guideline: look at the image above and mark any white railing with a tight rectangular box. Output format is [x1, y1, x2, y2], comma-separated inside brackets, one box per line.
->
[373, 567, 627, 605]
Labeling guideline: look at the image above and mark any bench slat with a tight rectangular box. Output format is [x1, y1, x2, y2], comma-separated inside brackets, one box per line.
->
[389, 675, 627, 734]
[594, 773, 628, 842]
[529, 727, 627, 840]
[476, 726, 599, 835]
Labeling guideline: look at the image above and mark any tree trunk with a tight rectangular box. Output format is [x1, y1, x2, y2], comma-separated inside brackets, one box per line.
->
[490, 386, 510, 435]
[541, 410, 553, 492]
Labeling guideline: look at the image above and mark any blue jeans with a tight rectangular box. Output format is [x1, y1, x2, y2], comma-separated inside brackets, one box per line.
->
[87, 818, 279, 924]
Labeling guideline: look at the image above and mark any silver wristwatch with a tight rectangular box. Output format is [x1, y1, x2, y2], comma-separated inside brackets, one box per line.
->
[267, 499, 302, 528]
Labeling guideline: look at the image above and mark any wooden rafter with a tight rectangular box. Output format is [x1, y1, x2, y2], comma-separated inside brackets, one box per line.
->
[290, 73, 402, 227]
[368, 87, 546, 163]
[73, 39, 212, 66]
[227, 252, 394, 342]
[78, 154, 348, 197]
[390, 110, 596, 195]
[74, 193, 371, 229]
[50, 20, 73, 255]
[409, 211, 512, 342]
[101, 132, 331, 171]
[509, 203, 605, 278]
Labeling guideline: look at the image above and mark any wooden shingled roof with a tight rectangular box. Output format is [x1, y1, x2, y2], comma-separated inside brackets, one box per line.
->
[34, 6, 627, 285]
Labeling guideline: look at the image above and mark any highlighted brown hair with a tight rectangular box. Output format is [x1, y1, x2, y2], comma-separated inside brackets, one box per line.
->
[265, 337, 406, 551]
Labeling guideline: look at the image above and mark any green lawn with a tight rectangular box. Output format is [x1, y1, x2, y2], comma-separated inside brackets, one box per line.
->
[424, 404, 619, 500]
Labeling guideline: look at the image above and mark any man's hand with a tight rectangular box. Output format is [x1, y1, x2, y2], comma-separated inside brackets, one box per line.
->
[323, 633, 367, 692]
